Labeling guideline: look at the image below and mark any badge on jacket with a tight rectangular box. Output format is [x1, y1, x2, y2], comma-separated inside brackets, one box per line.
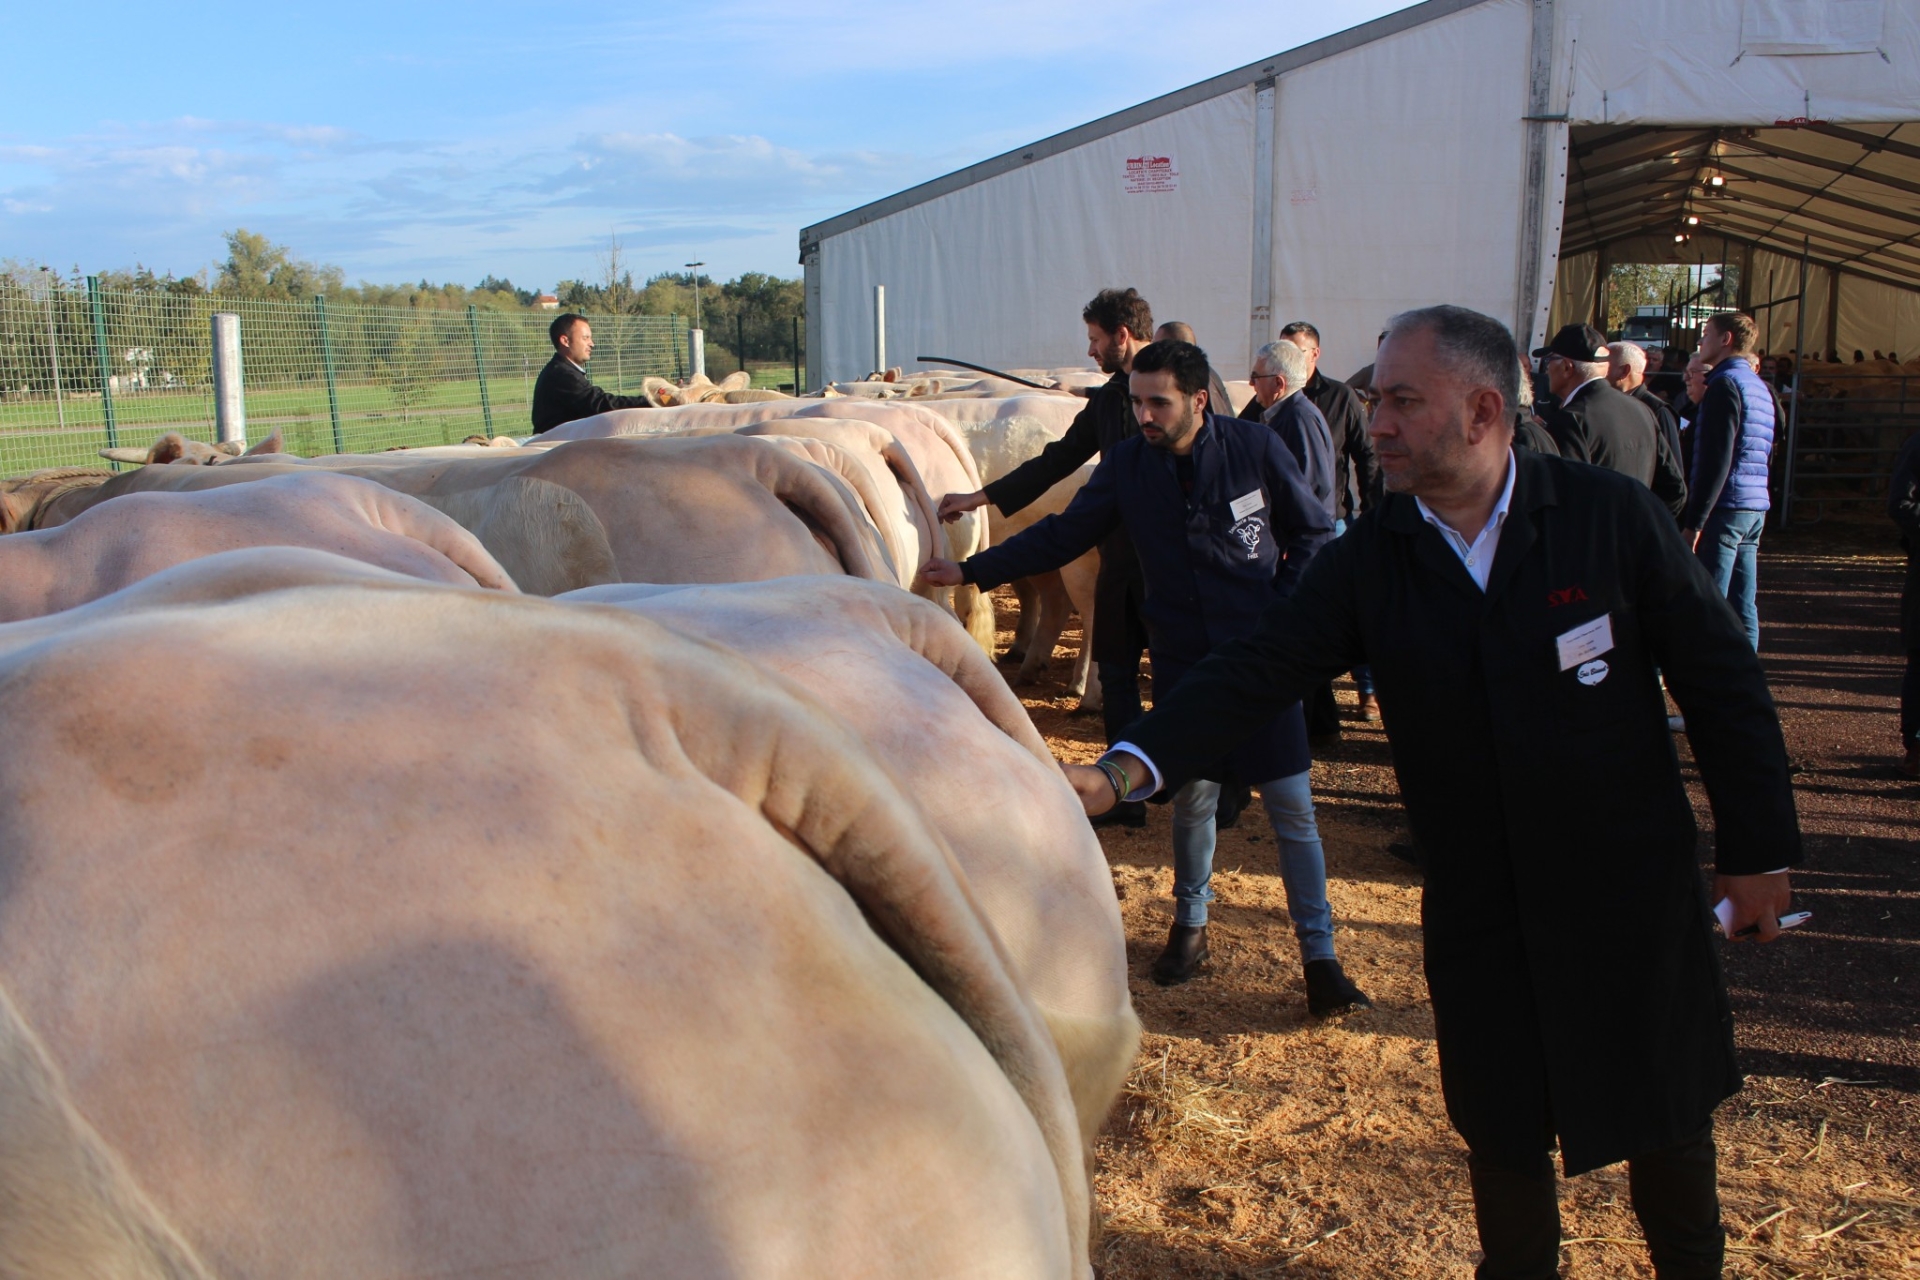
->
[1555, 613, 1614, 672]
[1229, 515, 1266, 558]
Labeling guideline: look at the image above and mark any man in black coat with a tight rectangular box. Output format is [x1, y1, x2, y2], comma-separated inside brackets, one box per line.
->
[936, 288, 1155, 824]
[1253, 324, 1385, 724]
[1068, 305, 1802, 1279]
[1279, 321, 1379, 522]
[1890, 431, 1920, 778]
[530, 314, 650, 434]
[1609, 340, 1686, 490]
[1536, 323, 1687, 517]
[1249, 337, 1348, 741]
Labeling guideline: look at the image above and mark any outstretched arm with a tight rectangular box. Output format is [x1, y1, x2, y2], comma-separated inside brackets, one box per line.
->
[1063, 532, 1365, 811]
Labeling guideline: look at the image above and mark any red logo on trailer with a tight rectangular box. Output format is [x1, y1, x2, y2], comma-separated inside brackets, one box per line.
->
[1123, 155, 1179, 194]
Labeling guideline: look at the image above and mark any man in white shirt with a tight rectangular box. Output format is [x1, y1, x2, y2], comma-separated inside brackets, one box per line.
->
[1063, 304, 1803, 1280]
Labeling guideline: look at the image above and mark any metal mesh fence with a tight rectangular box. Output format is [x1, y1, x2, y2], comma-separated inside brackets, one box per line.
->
[0, 277, 689, 475]
[1784, 371, 1918, 516]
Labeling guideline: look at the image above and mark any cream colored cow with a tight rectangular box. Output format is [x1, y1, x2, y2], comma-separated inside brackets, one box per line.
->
[0, 549, 1089, 1280]
[0, 471, 513, 620]
[560, 576, 1138, 1142]
[28, 436, 888, 593]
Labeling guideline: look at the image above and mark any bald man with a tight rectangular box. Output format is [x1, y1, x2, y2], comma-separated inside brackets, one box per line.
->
[1608, 341, 1686, 497]
[1156, 322, 1233, 417]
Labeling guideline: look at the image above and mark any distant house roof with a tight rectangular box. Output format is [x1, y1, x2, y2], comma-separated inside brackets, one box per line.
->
[535, 294, 559, 309]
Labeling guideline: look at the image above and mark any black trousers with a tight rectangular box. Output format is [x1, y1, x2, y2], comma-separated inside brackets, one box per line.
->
[1306, 680, 1341, 738]
[1097, 657, 1145, 747]
[1469, 1126, 1723, 1279]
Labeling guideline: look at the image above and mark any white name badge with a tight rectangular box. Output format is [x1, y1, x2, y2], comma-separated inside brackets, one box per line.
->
[1229, 489, 1264, 521]
[1555, 613, 1615, 672]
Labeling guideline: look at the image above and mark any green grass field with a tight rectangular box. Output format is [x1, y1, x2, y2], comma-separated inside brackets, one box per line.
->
[0, 363, 798, 475]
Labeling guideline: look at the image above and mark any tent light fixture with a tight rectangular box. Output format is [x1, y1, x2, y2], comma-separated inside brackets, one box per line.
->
[1685, 214, 1700, 226]
[1708, 174, 1725, 187]
[1674, 233, 1690, 242]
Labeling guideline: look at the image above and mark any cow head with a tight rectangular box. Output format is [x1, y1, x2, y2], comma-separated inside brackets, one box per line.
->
[0, 468, 115, 534]
[99, 427, 286, 468]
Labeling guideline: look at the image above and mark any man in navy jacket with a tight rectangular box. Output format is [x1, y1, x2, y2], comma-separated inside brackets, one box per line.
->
[1679, 312, 1776, 650]
[921, 341, 1369, 1015]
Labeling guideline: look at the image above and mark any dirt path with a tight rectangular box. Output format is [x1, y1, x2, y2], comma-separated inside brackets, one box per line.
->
[1003, 522, 1919, 1278]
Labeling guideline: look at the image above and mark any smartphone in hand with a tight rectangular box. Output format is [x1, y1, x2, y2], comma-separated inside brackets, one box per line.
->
[1713, 898, 1811, 938]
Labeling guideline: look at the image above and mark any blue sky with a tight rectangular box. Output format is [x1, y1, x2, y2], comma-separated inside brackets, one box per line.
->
[0, 1, 1419, 290]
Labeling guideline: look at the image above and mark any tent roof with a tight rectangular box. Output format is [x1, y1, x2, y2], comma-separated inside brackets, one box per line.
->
[797, 0, 1483, 254]
[1561, 122, 1920, 295]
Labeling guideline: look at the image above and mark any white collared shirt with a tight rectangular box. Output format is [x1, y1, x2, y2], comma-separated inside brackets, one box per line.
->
[1413, 450, 1517, 591]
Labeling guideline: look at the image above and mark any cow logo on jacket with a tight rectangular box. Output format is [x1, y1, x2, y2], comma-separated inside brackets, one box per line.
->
[1228, 515, 1266, 559]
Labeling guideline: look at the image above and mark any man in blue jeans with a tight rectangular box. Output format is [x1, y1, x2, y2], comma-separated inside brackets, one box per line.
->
[921, 340, 1372, 1016]
[1679, 312, 1775, 649]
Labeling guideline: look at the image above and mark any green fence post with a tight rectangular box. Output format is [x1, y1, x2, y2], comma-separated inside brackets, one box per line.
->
[468, 305, 493, 436]
[86, 275, 119, 457]
[792, 315, 802, 393]
[315, 296, 344, 454]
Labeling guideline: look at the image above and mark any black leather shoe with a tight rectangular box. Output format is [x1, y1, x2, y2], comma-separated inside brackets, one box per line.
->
[1304, 958, 1372, 1017]
[1151, 924, 1209, 986]
[1090, 800, 1146, 829]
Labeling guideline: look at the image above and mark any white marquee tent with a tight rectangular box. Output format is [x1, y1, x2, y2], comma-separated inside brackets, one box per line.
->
[800, 0, 1920, 388]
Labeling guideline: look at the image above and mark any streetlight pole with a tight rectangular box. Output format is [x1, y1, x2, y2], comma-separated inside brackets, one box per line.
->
[36, 268, 66, 430]
[685, 261, 705, 331]
[684, 261, 707, 381]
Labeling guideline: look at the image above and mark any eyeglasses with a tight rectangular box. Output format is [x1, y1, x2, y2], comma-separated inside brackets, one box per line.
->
[1250, 371, 1281, 382]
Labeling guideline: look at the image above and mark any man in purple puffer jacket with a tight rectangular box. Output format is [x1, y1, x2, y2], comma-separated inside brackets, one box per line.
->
[1679, 312, 1775, 649]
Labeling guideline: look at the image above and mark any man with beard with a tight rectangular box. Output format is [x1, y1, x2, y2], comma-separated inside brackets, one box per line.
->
[1063, 306, 1801, 1280]
[921, 340, 1370, 1015]
[938, 288, 1156, 826]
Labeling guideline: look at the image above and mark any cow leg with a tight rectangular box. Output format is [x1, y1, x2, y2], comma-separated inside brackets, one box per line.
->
[943, 511, 996, 656]
[1058, 550, 1101, 709]
[1076, 660, 1103, 714]
[1066, 635, 1092, 701]
[1017, 571, 1072, 685]
[1007, 577, 1039, 663]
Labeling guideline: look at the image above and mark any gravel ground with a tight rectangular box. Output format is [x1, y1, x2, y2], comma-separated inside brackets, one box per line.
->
[999, 519, 1919, 1278]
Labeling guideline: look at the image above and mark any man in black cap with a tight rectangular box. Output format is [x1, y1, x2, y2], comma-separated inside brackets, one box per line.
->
[531, 314, 650, 434]
[1536, 323, 1686, 517]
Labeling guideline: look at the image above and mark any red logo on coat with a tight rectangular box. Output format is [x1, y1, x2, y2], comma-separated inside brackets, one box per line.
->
[1547, 586, 1589, 607]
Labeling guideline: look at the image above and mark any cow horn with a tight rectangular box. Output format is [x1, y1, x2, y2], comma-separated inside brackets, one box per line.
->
[238, 428, 285, 457]
[97, 447, 151, 463]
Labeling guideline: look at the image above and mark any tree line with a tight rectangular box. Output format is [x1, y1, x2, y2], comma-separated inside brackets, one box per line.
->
[3, 229, 803, 367]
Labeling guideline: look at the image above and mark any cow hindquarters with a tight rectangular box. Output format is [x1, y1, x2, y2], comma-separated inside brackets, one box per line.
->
[0, 984, 213, 1280]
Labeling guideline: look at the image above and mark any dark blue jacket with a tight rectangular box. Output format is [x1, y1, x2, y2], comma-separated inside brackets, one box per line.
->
[1680, 358, 1775, 524]
[962, 413, 1333, 666]
[1263, 393, 1338, 524]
